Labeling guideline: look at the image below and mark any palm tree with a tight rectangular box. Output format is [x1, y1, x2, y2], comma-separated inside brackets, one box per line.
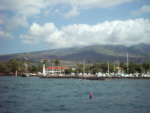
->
[142, 62, 149, 73]
[54, 59, 60, 66]
[51, 60, 54, 74]
[54, 59, 60, 74]
[51, 60, 54, 66]
[43, 59, 48, 65]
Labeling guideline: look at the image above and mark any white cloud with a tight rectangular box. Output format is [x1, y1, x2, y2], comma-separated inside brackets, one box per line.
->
[131, 5, 150, 16]
[46, 0, 132, 9]
[21, 40, 38, 45]
[0, 14, 28, 31]
[19, 22, 59, 44]
[7, 16, 28, 31]
[0, 0, 132, 17]
[44, 8, 52, 16]
[0, 29, 14, 40]
[63, 7, 80, 18]
[0, 19, 3, 24]
[0, 0, 133, 31]
[19, 18, 150, 48]
[0, 0, 46, 17]
[55, 7, 80, 18]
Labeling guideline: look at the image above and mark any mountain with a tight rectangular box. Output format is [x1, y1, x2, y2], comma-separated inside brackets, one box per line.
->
[0, 43, 150, 66]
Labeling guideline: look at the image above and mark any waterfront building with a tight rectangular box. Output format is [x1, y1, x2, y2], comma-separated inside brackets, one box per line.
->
[43, 65, 69, 75]
[116, 66, 124, 75]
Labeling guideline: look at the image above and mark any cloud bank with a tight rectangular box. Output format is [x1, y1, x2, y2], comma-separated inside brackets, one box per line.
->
[20, 18, 150, 48]
[0, 29, 14, 40]
[131, 5, 150, 16]
[0, 0, 133, 40]
[0, 0, 132, 17]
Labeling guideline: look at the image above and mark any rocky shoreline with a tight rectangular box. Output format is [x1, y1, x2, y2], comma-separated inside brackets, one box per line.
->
[41, 76, 150, 80]
[1, 73, 150, 80]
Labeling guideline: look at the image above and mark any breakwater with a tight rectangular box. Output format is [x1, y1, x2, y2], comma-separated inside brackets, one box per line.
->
[41, 76, 106, 81]
[41, 76, 150, 80]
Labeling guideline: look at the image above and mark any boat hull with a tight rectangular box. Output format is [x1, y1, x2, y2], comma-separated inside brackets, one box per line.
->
[21, 74, 29, 77]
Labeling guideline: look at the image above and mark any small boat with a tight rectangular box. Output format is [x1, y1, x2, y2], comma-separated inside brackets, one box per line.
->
[21, 74, 29, 77]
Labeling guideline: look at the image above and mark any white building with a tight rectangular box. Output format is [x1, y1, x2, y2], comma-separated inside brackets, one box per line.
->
[43, 65, 69, 75]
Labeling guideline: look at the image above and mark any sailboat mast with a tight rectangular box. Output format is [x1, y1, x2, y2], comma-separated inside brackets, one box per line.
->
[108, 60, 109, 73]
[114, 62, 115, 72]
[83, 58, 85, 74]
[127, 53, 129, 74]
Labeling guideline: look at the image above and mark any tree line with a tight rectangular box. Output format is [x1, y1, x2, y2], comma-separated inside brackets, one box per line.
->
[75, 61, 150, 74]
[0, 58, 61, 74]
[0, 58, 150, 75]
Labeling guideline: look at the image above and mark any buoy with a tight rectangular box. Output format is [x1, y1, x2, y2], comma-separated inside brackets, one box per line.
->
[15, 70, 17, 76]
[90, 93, 92, 98]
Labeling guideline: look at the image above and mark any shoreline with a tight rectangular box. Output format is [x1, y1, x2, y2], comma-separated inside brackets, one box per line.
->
[41, 76, 106, 81]
[40, 76, 150, 80]
[0, 73, 150, 80]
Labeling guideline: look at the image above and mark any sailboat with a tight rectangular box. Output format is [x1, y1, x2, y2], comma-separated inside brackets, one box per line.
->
[107, 60, 111, 76]
[21, 56, 29, 77]
[124, 53, 130, 77]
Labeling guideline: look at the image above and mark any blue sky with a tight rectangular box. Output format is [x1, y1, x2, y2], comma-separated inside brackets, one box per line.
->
[0, 0, 150, 55]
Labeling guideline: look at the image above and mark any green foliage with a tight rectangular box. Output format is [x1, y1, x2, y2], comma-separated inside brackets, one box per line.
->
[142, 62, 150, 73]
[55, 59, 60, 66]
[7, 59, 19, 73]
[43, 59, 48, 65]
[31, 65, 38, 73]
[38, 64, 43, 72]
[76, 63, 84, 73]
[128, 62, 136, 73]
[65, 69, 72, 74]
[135, 64, 142, 74]
[0, 57, 150, 75]
[74, 61, 150, 74]
[0, 58, 40, 74]
[50, 60, 54, 66]
[0, 62, 6, 72]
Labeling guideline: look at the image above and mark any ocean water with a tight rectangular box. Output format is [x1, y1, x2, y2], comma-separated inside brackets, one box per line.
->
[0, 76, 150, 113]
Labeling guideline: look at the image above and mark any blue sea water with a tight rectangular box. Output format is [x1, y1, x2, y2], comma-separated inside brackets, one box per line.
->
[0, 76, 150, 113]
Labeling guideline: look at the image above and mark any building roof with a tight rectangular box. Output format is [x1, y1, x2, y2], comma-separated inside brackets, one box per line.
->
[46, 67, 69, 70]
[116, 66, 123, 70]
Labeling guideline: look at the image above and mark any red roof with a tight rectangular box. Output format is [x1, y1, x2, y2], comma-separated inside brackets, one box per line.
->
[46, 67, 69, 70]
[116, 66, 123, 70]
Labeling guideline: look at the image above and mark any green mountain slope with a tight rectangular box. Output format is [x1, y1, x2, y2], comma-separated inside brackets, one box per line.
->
[0, 43, 150, 66]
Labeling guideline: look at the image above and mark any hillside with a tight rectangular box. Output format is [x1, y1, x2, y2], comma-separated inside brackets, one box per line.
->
[0, 43, 150, 66]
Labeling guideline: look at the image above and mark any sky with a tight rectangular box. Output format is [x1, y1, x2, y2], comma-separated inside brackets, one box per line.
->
[0, 0, 150, 55]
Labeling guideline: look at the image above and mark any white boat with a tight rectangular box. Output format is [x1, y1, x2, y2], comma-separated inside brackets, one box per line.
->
[21, 56, 30, 77]
[97, 72, 103, 77]
[21, 74, 29, 77]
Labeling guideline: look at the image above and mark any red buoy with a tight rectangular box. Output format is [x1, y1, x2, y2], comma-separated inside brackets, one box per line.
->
[90, 93, 92, 98]
[15, 70, 17, 76]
